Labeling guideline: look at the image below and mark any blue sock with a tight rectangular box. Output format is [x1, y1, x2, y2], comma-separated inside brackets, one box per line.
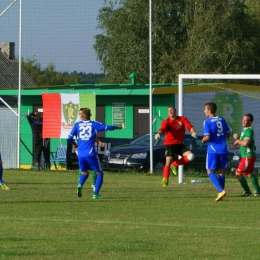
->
[218, 175, 225, 189]
[208, 172, 223, 193]
[78, 174, 88, 186]
[0, 167, 3, 183]
[94, 174, 103, 195]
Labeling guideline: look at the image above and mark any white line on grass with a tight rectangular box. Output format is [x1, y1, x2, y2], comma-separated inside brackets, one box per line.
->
[0, 217, 260, 231]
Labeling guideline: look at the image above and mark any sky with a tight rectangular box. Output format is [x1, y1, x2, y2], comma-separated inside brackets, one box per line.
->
[0, 0, 106, 73]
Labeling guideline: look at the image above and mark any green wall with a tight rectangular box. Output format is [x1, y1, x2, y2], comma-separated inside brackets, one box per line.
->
[20, 94, 175, 166]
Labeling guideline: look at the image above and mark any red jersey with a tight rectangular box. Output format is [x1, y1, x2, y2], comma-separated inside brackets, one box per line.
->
[159, 116, 193, 145]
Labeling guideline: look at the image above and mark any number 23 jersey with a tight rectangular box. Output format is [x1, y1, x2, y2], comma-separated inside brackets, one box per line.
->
[68, 120, 117, 156]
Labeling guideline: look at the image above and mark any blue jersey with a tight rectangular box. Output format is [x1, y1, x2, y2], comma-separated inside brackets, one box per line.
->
[203, 116, 230, 154]
[68, 120, 118, 156]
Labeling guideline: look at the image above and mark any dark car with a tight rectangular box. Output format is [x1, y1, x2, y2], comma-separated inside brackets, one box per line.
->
[102, 133, 235, 174]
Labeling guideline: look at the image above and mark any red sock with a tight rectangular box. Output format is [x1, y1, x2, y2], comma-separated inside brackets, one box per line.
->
[172, 156, 189, 167]
[163, 165, 170, 179]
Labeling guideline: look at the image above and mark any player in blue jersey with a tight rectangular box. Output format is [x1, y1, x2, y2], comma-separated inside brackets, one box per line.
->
[0, 153, 9, 190]
[68, 107, 122, 200]
[202, 102, 232, 201]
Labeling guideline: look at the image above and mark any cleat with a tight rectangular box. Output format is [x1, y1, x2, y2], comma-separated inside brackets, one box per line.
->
[77, 185, 82, 197]
[170, 165, 177, 175]
[215, 190, 226, 202]
[93, 194, 103, 200]
[254, 193, 260, 197]
[162, 178, 169, 188]
[241, 191, 252, 197]
[0, 183, 9, 190]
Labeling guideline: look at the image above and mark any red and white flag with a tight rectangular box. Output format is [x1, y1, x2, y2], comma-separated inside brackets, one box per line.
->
[42, 93, 96, 138]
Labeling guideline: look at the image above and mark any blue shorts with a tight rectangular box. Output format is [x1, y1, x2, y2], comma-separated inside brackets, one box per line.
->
[206, 153, 228, 171]
[78, 154, 103, 172]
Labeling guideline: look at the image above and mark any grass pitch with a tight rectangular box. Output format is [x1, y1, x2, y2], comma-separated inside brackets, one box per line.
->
[1, 170, 260, 260]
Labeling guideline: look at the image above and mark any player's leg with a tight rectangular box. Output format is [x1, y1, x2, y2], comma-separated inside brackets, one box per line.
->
[172, 145, 195, 168]
[247, 157, 260, 196]
[0, 154, 9, 190]
[89, 155, 104, 199]
[236, 158, 252, 196]
[91, 171, 97, 191]
[206, 154, 226, 201]
[77, 157, 89, 197]
[162, 156, 173, 188]
[217, 154, 228, 189]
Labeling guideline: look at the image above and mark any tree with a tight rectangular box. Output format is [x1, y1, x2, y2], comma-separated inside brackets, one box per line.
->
[21, 57, 84, 86]
[94, 0, 260, 83]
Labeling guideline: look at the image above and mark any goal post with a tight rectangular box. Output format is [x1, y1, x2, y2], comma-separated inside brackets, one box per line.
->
[178, 74, 260, 184]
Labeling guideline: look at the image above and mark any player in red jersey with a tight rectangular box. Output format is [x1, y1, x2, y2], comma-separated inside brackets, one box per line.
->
[155, 106, 197, 188]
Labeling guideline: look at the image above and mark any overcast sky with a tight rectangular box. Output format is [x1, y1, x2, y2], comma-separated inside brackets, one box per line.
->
[0, 0, 106, 73]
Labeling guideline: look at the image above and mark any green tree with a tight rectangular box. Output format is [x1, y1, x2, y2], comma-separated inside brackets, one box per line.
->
[21, 57, 84, 86]
[94, 0, 260, 83]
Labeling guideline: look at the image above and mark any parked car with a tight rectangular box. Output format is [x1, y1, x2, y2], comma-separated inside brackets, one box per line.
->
[230, 154, 260, 175]
[102, 133, 235, 174]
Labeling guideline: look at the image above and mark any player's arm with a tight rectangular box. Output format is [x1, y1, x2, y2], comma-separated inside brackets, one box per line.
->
[183, 117, 197, 138]
[202, 135, 210, 144]
[96, 122, 122, 132]
[234, 137, 250, 147]
[155, 121, 167, 140]
[95, 137, 104, 147]
[68, 125, 78, 146]
[202, 120, 210, 143]
[189, 127, 197, 139]
[233, 133, 240, 140]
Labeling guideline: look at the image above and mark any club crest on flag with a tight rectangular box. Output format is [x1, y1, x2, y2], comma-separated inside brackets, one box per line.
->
[62, 102, 79, 125]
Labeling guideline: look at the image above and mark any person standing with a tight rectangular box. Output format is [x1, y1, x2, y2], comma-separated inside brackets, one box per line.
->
[77, 108, 104, 191]
[0, 153, 9, 190]
[202, 102, 232, 202]
[233, 113, 260, 196]
[155, 106, 197, 188]
[68, 107, 122, 200]
[26, 112, 50, 170]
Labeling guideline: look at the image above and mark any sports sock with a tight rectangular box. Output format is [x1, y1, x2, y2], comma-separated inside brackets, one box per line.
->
[249, 174, 260, 193]
[94, 173, 103, 195]
[218, 174, 225, 189]
[92, 171, 97, 186]
[238, 175, 251, 193]
[208, 172, 223, 193]
[163, 165, 170, 179]
[172, 156, 189, 167]
[78, 173, 88, 186]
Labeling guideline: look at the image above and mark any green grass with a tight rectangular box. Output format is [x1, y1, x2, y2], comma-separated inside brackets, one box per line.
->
[1, 170, 260, 260]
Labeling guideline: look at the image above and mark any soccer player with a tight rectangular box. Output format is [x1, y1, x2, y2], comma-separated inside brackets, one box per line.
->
[233, 113, 260, 196]
[76, 108, 104, 192]
[68, 107, 122, 200]
[0, 153, 9, 190]
[155, 106, 198, 188]
[202, 102, 231, 202]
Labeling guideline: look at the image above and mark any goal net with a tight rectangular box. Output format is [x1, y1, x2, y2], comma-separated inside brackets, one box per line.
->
[177, 74, 260, 183]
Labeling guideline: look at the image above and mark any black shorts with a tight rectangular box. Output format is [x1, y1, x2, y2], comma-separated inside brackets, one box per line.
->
[164, 143, 189, 157]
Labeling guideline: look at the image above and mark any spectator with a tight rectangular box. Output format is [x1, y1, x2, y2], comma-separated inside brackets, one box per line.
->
[26, 112, 50, 171]
[0, 152, 9, 190]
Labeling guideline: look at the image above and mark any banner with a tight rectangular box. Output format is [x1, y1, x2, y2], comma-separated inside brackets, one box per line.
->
[42, 93, 96, 138]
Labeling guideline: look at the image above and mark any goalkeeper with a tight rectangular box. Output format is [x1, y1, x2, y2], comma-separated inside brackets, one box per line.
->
[155, 106, 197, 188]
